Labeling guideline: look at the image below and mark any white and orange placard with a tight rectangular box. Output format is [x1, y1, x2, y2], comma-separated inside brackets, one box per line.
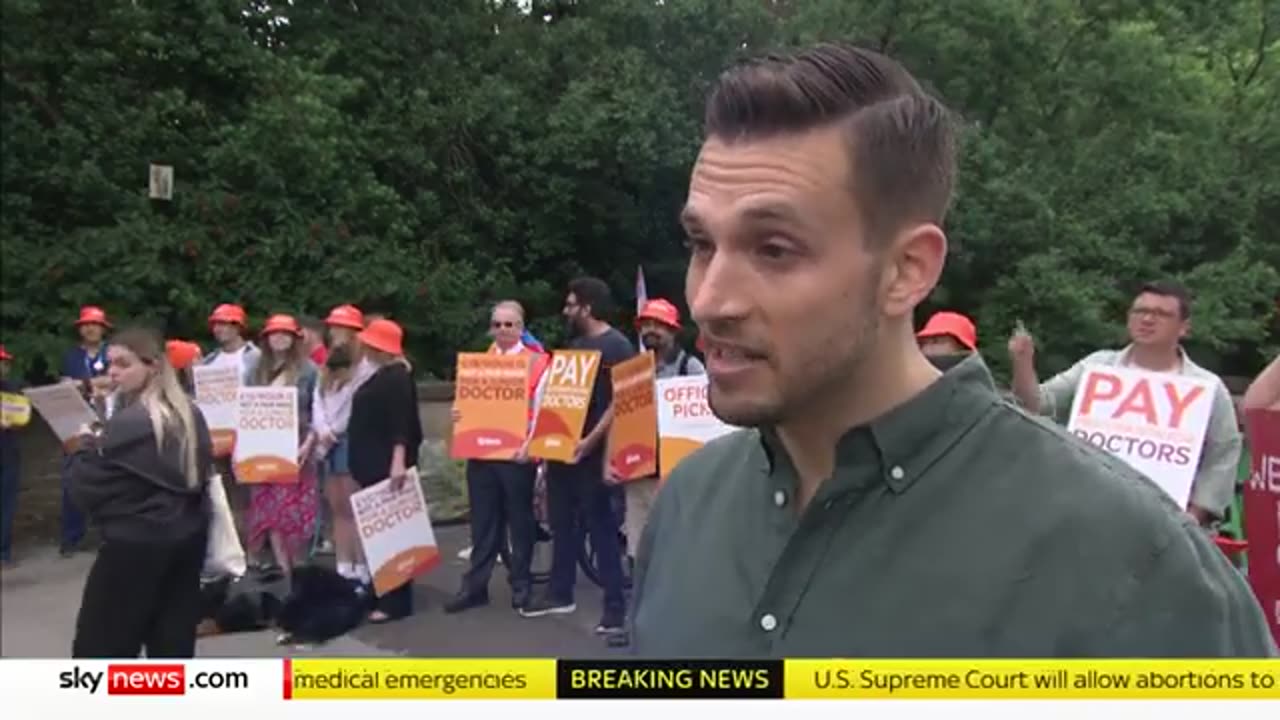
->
[1066, 364, 1214, 508]
[23, 383, 100, 451]
[527, 350, 601, 463]
[192, 364, 240, 457]
[607, 352, 658, 481]
[655, 375, 737, 480]
[351, 468, 441, 597]
[232, 386, 299, 484]
[450, 352, 532, 460]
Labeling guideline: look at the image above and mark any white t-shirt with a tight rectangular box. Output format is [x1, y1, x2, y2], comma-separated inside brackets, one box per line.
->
[207, 345, 249, 372]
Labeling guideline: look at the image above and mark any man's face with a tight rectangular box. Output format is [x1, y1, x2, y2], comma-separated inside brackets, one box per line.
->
[919, 335, 966, 357]
[78, 323, 104, 345]
[639, 319, 676, 352]
[329, 326, 356, 347]
[562, 292, 588, 338]
[211, 322, 240, 345]
[1127, 292, 1187, 349]
[489, 306, 523, 348]
[682, 128, 886, 427]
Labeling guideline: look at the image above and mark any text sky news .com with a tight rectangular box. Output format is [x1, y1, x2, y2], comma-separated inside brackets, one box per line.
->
[4, 658, 1278, 716]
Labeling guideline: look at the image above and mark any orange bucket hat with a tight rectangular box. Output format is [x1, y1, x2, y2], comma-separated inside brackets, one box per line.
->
[208, 303, 247, 327]
[917, 311, 978, 351]
[325, 304, 365, 331]
[76, 306, 111, 328]
[261, 314, 302, 337]
[636, 298, 682, 330]
[165, 340, 202, 370]
[358, 319, 403, 356]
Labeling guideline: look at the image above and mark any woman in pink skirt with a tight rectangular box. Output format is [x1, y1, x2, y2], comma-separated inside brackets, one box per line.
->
[246, 314, 319, 577]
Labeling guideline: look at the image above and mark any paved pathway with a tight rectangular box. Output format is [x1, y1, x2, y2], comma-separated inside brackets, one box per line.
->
[1, 525, 625, 658]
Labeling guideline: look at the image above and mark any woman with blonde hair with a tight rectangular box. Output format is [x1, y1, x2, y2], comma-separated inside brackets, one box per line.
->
[246, 314, 319, 578]
[68, 327, 213, 657]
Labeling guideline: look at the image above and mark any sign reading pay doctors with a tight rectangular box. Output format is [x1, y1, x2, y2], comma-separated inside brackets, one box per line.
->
[527, 350, 600, 463]
[1066, 365, 1214, 508]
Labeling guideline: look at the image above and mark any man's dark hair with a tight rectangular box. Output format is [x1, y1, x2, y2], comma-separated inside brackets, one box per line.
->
[704, 43, 956, 245]
[567, 276, 614, 319]
[298, 315, 324, 333]
[1136, 280, 1192, 319]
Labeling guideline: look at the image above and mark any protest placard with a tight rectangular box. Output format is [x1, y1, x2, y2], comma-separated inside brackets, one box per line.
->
[655, 375, 737, 480]
[527, 350, 600, 463]
[607, 352, 657, 481]
[192, 365, 240, 457]
[23, 383, 99, 451]
[449, 352, 531, 461]
[1065, 365, 1214, 507]
[350, 469, 440, 596]
[1, 391, 31, 428]
[1244, 408, 1280, 648]
[232, 386, 298, 484]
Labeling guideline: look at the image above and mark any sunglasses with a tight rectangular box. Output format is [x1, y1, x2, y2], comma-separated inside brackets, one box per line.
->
[490, 320, 518, 329]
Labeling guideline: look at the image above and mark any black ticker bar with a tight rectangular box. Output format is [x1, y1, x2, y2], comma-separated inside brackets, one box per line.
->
[556, 659, 785, 699]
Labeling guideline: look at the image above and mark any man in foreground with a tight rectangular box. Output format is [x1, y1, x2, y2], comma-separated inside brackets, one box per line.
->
[630, 43, 1276, 657]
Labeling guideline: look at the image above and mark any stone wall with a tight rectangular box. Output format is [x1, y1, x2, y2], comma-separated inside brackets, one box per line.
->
[9, 382, 465, 547]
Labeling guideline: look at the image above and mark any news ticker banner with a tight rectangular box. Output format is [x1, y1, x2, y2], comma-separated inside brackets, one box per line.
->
[4, 659, 1278, 701]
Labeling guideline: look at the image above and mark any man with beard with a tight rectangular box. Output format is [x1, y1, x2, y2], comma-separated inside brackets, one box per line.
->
[520, 277, 636, 637]
[916, 311, 977, 372]
[629, 43, 1275, 657]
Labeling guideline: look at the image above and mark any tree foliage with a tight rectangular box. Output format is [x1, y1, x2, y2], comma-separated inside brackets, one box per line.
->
[3, 0, 1276, 380]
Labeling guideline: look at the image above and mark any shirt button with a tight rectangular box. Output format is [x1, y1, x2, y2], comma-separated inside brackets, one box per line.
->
[760, 613, 778, 632]
[890, 466, 905, 481]
[773, 490, 787, 508]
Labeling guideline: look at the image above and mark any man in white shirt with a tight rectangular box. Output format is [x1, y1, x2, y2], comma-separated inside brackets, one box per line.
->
[202, 303, 260, 382]
[1009, 281, 1242, 527]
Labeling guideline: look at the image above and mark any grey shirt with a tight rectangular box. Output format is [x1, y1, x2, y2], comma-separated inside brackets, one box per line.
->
[631, 356, 1276, 658]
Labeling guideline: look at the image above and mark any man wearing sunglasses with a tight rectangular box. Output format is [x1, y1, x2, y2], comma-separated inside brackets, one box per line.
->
[1010, 280, 1242, 529]
[446, 300, 550, 614]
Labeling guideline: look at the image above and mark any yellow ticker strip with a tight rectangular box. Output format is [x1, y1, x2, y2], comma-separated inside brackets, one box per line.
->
[290, 659, 557, 699]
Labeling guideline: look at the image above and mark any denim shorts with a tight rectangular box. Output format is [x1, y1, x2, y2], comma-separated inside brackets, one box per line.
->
[326, 434, 351, 476]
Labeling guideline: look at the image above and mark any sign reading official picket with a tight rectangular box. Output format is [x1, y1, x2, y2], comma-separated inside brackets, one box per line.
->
[1066, 365, 1213, 507]
[655, 376, 737, 480]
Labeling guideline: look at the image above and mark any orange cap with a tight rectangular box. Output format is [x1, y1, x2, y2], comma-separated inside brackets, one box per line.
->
[636, 298, 681, 330]
[261, 314, 302, 337]
[165, 340, 202, 370]
[208, 303, 247, 327]
[0, 344, 12, 361]
[76, 306, 111, 328]
[917, 311, 977, 351]
[357, 319, 404, 356]
[325, 304, 365, 331]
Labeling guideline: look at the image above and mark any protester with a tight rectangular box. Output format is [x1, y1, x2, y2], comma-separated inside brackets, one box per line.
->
[67, 327, 213, 658]
[309, 343, 375, 585]
[325, 305, 366, 348]
[1009, 281, 1242, 528]
[57, 305, 113, 557]
[246, 314, 319, 578]
[347, 318, 424, 623]
[299, 315, 328, 366]
[202, 303, 259, 381]
[0, 345, 28, 568]
[521, 277, 635, 637]
[446, 301, 550, 614]
[629, 43, 1276, 657]
[617, 298, 704, 559]
[1242, 353, 1280, 411]
[916, 311, 977, 371]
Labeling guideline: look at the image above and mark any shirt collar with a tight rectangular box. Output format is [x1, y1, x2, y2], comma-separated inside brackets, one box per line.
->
[1116, 344, 1190, 374]
[758, 353, 999, 496]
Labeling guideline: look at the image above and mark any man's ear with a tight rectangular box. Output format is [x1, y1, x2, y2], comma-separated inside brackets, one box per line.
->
[881, 223, 947, 320]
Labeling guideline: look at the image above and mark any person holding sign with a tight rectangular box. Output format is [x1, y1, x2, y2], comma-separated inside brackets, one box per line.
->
[631, 44, 1276, 658]
[1, 345, 29, 568]
[520, 278, 636, 637]
[348, 319, 424, 623]
[66, 327, 213, 658]
[1009, 281, 1242, 527]
[445, 301, 550, 614]
[57, 305, 113, 557]
[245, 315, 319, 579]
[202, 303, 260, 381]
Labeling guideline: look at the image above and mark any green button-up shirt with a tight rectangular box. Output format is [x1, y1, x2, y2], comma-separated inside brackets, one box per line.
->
[631, 356, 1277, 658]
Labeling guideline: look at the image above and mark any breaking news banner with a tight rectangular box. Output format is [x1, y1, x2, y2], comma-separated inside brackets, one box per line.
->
[1, 658, 1277, 717]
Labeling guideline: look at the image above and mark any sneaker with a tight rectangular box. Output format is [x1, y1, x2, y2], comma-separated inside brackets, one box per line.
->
[595, 610, 625, 635]
[518, 597, 576, 618]
[443, 591, 489, 614]
[458, 546, 473, 561]
[511, 588, 532, 611]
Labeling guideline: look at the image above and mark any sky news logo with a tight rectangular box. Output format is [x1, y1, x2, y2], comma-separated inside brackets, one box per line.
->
[57, 664, 249, 695]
